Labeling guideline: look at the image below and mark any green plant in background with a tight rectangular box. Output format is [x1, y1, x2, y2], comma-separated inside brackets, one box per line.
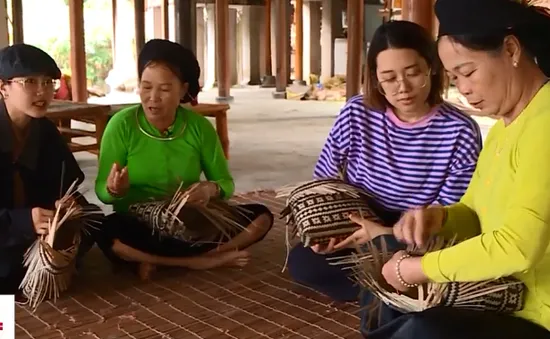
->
[37, 34, 113, 90]
[26, 0, 114, 91]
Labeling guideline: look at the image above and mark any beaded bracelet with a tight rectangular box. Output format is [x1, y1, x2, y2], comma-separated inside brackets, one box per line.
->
[395, 253, 419, 289]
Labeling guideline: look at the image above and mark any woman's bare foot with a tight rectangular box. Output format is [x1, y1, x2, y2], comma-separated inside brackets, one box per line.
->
[138, 262, 156, 281]
[187, 250, 250, 270]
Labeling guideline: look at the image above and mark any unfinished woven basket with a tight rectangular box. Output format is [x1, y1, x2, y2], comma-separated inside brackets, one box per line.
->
[277, 178, 382, 247]
[128, 182, 250, 245]
[20, 181, 98, 311]
[332, 236, 526, 314]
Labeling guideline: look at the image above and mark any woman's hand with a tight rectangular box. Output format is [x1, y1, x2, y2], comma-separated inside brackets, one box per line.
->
[31, 207, 54, 235]
[381, 250, 428, 292]
[310, 238, 338, 254]
[333, 213, 393, 250]
[185, 181, 219, 206]
[393, 205, 446, 248]
[106, 162, 129, 197]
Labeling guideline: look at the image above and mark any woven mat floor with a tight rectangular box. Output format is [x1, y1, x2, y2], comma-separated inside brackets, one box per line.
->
[16, 191, 361, 339]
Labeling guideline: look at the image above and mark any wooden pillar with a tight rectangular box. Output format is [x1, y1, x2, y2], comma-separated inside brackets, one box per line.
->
[0, 0, 9, 47]
[161, 0, 169, 39]
[11, 0, 23, 43]
[273, 0, 290, 98]
[260, 0, 276, 87]
[134, 0, 145, 57]
[175, 0, 197, 52]
[215, 0, 232, 102]
[264, 0, 272, 76]
[68, 0, 87, 102]
[401, 0, 434, 34]
[111, 0, 117, 63]
[294, 0, 304, 84]
[346, 0, 364, 100]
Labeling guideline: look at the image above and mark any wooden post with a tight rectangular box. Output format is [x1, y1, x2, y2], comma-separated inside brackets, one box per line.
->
[265, 0, 272, 76]
[111, 0, 117, 63]
[294, 0, 305, 84]
[11, 0, 23, 43]
[346, 0, 364, 100]
[0, 0, 9, 47]
[161, 0, 169, 39]
[68, 0, 87, 102]
[401, 0, 434, 33]
[215, 0, 232, 102]
[260, 0, 276, 87]
[134, 0, 145, 57]
[273, 0, 289, 98]
[175, 0, 197, 52]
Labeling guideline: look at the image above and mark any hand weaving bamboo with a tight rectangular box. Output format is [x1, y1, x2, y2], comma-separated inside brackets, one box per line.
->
[19, 180, 100, 311]
[128, 182, 251, 246]
[330, 236, 526, 315]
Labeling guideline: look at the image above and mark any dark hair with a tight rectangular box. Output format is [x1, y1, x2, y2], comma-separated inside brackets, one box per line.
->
[364, 21, 444, 111]
[137, 39, 201, 103]
[444, 26, 550, 77]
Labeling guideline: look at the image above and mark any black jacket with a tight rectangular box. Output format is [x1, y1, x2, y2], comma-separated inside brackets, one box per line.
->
[0, 102, 85, 277]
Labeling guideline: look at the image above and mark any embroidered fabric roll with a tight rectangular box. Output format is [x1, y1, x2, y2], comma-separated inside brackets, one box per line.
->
[277, 178, 383, 246]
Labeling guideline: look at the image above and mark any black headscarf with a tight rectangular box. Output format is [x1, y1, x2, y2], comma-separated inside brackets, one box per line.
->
[137, 39, 201, 103]
[0, 43, 61, 80]
[435, 0, 550, 76]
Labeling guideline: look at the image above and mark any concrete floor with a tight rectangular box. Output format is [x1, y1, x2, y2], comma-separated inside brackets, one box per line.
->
[76, 87, 495, 211]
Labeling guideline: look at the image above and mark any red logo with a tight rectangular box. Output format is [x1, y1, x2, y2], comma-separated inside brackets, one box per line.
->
[0, 321, 3, 330]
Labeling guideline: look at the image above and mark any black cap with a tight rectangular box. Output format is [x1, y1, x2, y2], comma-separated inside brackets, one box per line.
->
[0, 43, 61, 80]
[435, 0, 550, 37]
[137, 39, 201, 103]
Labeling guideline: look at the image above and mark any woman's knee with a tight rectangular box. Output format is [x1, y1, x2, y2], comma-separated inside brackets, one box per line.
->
[248, 204, 274, 227]
[244, 204, 274, 238]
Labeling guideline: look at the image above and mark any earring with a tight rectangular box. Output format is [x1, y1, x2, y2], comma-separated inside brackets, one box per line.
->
[513, 61, 519, 68]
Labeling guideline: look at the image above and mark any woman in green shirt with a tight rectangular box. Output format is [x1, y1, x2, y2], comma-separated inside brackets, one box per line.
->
[344, 0, 550, 338]
[94, 39, 273, 280]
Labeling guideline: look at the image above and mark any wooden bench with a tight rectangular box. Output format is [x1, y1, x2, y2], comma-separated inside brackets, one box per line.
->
[109, 102, 231, 159]
[47, 100, 111, 156]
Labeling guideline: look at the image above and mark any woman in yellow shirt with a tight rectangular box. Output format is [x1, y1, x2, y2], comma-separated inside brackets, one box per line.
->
[346, 0, 550, 338]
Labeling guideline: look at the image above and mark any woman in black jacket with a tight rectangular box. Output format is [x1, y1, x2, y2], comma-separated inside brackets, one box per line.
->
[0, 44, 99, 296]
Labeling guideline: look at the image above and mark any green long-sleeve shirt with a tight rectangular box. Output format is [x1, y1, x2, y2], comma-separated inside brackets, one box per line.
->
[95, 104, 234, 212]
[422, 83, 550, 329]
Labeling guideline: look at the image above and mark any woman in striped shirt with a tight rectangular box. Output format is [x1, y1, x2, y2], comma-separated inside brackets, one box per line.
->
[287, 21, 482, 308]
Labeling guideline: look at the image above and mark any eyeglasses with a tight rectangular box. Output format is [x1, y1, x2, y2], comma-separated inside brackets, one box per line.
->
[377, 69, 431, 96]
[7, 78, 61, 92]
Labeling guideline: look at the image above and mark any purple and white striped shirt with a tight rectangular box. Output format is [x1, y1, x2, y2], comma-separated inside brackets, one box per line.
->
[314, 95, 482, 212]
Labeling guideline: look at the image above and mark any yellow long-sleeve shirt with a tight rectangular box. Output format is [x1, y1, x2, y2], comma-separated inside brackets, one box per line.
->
[422, 83, 550, 329]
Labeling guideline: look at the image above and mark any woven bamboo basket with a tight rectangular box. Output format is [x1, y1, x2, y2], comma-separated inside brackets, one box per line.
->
[20, 180, 100, 311]
[330, 236, 526, 315]
[277, 178, 382, 247]
[276, 178, 384, 272]
[128, 182, 252, 246]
